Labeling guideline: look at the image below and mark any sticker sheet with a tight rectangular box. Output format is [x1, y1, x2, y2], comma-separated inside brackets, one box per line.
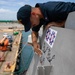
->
[45, 28, 57, 48]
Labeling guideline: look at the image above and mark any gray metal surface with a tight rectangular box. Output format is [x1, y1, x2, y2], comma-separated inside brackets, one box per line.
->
[65, 11, 75, 30]
[26, 26, 75, 75]
[41, 27, 75, 75]
[26, 52, 51, 75]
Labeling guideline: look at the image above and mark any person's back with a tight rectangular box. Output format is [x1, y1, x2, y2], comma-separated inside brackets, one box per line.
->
[35, 1, 75, 22]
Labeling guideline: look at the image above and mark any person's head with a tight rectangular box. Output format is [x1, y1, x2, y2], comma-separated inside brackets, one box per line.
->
[17, 5, 41, 32]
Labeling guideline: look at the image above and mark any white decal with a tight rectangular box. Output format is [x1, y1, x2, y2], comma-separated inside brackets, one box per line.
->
[45, 28, 57, 48]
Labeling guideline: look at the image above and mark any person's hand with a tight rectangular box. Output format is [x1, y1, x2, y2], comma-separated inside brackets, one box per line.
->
[33, 42, 42, 56]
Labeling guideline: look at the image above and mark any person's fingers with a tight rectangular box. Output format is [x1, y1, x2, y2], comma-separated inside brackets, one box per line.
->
[35, 49, 42, 56]
[37, 49, 42, 56]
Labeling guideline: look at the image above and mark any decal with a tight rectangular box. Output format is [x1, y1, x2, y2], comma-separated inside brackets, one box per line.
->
[45, 28, 57, 48]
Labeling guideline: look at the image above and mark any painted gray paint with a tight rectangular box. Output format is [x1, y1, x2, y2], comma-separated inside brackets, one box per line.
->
[65, 11, 75, 30]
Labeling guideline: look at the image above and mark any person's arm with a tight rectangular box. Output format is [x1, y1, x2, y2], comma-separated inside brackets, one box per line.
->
[31, 31, 42, 56]
[45, 21, 65, 30]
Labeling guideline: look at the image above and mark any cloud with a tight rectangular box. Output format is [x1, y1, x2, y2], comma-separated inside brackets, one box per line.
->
[0, 0, 21, 7]
[0, 8, 15, 13]
[50, 0, 64, 1]
[25, 0, 30, 1]
[0, 8, 16, 20]
[17, 2, 25, 6]
[0, 0, 8, 5]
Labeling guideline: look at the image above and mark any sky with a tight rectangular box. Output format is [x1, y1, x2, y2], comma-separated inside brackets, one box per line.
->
[0, 0, 75, 20]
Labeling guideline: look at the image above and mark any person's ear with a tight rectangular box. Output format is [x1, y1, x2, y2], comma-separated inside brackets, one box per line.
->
[31, 12, 38, 18]
[31, 12, 35, 16]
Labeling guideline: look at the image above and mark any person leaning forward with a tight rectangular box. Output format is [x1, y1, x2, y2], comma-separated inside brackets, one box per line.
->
[17, 1, 75, 56]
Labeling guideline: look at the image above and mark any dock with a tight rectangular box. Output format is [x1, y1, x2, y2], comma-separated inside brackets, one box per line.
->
[0, 22, 24, 75]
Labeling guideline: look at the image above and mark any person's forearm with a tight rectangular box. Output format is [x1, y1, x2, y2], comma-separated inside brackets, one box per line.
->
[45, 21, 65, 30]
[31, 31, 42, 55]
[31, 31, 38, 46]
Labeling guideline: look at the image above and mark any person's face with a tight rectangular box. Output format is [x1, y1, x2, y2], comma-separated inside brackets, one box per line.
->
[30, 13, 40, 28]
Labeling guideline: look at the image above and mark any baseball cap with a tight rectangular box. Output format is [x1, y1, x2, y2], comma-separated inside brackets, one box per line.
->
[17, 5, 31, 32]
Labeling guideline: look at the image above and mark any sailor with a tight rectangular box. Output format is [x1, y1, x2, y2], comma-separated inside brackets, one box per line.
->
[17, 1, 75, 55]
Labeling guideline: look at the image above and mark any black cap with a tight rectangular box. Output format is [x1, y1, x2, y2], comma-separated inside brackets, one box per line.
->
[17, 5, 31, 32]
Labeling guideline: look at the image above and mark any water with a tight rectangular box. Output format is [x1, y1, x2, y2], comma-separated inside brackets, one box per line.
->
[18, 30, 34, 74]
